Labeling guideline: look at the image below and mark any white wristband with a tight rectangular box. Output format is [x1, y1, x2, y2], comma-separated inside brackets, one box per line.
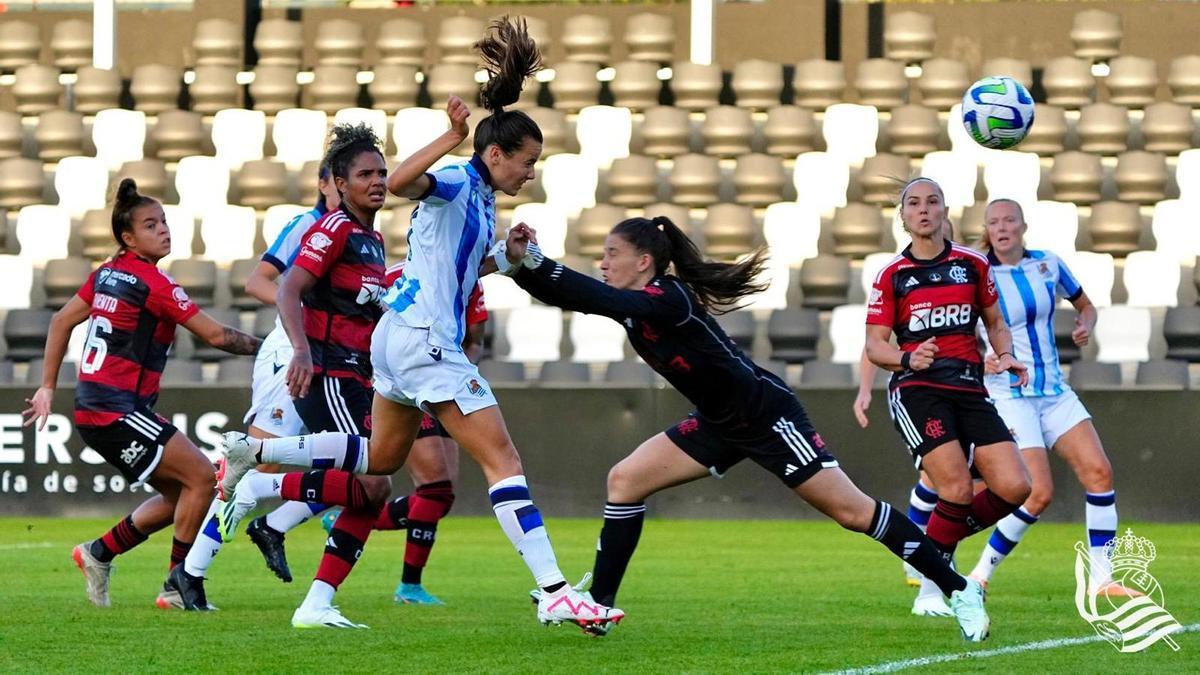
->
[489, 240, 517, 277]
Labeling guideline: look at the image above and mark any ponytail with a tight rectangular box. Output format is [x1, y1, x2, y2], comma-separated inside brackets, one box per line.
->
[610, 217, 770, 315]
[473, 17, 543, 155]
[111, 178, 158, 250]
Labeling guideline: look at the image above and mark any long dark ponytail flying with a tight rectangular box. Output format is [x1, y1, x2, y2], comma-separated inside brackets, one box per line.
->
[473, 17, 543, 155]
[111, 178, 158, 250]
[610, 217, 770, 315]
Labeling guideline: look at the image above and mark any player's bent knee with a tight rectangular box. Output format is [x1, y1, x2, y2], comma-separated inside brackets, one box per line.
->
[360, 475, 393, 507]
[606, 462, 642, 502]
[937, 479, 974, 504]
[1024, 482, 1053, 514]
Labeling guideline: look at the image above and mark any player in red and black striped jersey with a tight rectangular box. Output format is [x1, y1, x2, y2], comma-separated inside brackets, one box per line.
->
[865, 177, 1032, 619]
[21, 179, 260, 611]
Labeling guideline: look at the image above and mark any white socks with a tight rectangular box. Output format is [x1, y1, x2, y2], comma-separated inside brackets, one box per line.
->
[259, 433, 369, 474]
[972, 506, 1039, 582]
[266, 500, 329, 533]
[183, 498, 223, 578]
[488, 475, 566, 589]
[300, 580, 337, 611]
[1085, 490, 1118, 581]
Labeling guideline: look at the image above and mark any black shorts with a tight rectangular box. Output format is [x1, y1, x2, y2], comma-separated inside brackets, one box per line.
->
[78, 410, 179, 486]
[664, 401, 839, 489]
[294, 374, 373, 437]
[416, 412, 450, 440]
[886, 385, 1012, 467]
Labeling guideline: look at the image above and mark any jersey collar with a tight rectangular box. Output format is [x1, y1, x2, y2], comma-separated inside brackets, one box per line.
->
[337, 205, 374, 231]
[986, 248, 1032, 266]
[468, 153, 495, 190]
[901, 238, 952, 265]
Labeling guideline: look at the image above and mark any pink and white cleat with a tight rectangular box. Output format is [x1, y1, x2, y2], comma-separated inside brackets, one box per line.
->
[536, 586, 624, 636]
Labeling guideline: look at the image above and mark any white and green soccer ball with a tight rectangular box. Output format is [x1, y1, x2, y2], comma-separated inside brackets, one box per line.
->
[961, 76, 1036, 150]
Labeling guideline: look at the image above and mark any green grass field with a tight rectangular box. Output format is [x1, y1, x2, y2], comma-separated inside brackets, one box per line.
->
[0, 516, 1194, 673]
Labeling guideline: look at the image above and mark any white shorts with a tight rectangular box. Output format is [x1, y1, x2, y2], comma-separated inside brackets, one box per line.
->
[371, 315, 498, 416]
[993, 390, 1091, 451]
[243, 328, 306, 437]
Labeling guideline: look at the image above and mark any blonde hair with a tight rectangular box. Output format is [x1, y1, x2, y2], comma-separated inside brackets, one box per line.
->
[976, 198, 1026, 252]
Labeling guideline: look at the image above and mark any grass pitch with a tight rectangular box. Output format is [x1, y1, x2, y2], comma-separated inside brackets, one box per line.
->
[0, 516, 1194, 673]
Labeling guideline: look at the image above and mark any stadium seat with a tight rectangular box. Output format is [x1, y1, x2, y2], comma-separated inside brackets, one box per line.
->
[41, 257, 91, 309]
[793, 59, 847, 110]
[250, 65, 301, 114]
[611, 61, 661, 111]
[526, 107, 570, 156]
[569, 312, 626, 363]
[190, 308, 241, 360]
[1064, 251, 1115, 307]
[0, 158, 45, 210]
[715, 311, 755, 352]
[1105, 56, 1158, 108]
[858, 153, 913, 206]
[34, 110, 84, 163]
[644, 202, 693, 236]
[767, 308, 820, 363]
[733, 154, 785, 207]
[130, 65, 181, 115]
[160, 205, 196, 264]
[798, 361, 853, 388]
[1114, 151, 1167, 204]
[426, 63, 480, 109]
[550, 62, 601, 113]
[1070, 8, 1122, 61]
[0, 113, 20, 161]
[1134, 359, 1189, 389]
[93, 109, 146, 170]
[437, 16, 486, 65]
[1025, 201, 1079, 255]
[625, 12, 675, 62]
[1141, 102, 1193, 155]
[946, 103, 989, 164]
[175, 156, 229, 212]
[71, 67, 121, 115]
[1095, 305, 1151, 362]
[823, 104, 879, 166]
[800, 255, 852, 310]
[562, 14, 612, 64]
[671, 61, 723, 112]
[577, 105, 632, 169]
[575, 205, 626, 259]
[0, 255, 34, 309]
[392, 108, 449, 162]
[297, 160, 324, 206]
[199, 205, 256, 265]
[920, 151, 977, 210]
[376, 18, 425, 67]
[262, 204, 309, 247]
[732, 59, 784, 110]
[505, 305, 563, 363]
[167, 259, 217, 306]
[1176, 149, 1200, 201]
[761, 202, 819, 266]
[54, 156, 108, 218]
[255, 19, 302, 67]
[307, 67, 361, 117]
[1020, 104, 1068, 156]
[982, 150, 1040, 208]
[113, 160, 168, 202]
[638, 106, 690, 158]
[272, 109, 328, 169]
[334, 108, 388, 148]
[149, 114, 206, 166]
[369, 65, 420, 112]
[861, 251, 897, 296]
[1166, 55, 1200, 106]
[832, 203, 885, 258]
[1043, 57, 1095, 108]
[227, 258, 258, 310]
[0, 21, 40, 71]
[236, 160, 287, 209]
[885, 105, 940, 157]
[606, 155, 659, 208]
[1068, 361, 1122, 389]
[829, 304, 868, 364]
[884, 10, 936, 63]
[854, 59, 907, 111]
[479, 274, 531, 311]
[192, 18, 241, 67]
[1077, 103, 1130, 155]
[315, 19, 364, 68]
[190, 66, 241, 115]
[14, 65, 62, 115]
[16, 206, 70, 265]
[1087, 201, 1143, 257]
[479, 359, 526, 385]
[542, 154, 598, 217]
[916, 58, 970, 110]
[253, 307, 277, 338]
[1151, 200, 1200, 265]
[217, 357, 255, 384]
[668, 154, 721, 208]
[51, 19, 92, 71]
[702, 204, 757, 260]
[1123, 251, 1180, 307]
[538, 360, 591, 385]
[763, 106, 816, 158]
[1163, 306, 1200, 361]
[1050, 151, 1103, 205]
[745, 261, 791, 311]
[80, 210, 112, 261]
[5, 309, 53, 361]
[511, 203, 568, 258]
[698, 106, 751, 158]
[27, 357, 78, 384]
[161, 359, 204, 385]
[604, 360, 656, 386]
[794, 151, 850, 216]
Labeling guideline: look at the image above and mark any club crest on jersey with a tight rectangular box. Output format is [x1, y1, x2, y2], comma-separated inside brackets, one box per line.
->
[869, 288, 884, 305]
[308, 231, 334, 252]
[949, 265, 968, 284]
[172, 286, 192, 311]
[1039, 262, 1052, 278]
[467, 379, 488, 397]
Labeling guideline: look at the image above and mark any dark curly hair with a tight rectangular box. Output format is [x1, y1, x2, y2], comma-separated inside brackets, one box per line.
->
[111, 178, 159, 250]
[323, 122, 385, 184]
[473, 17, 543, 155]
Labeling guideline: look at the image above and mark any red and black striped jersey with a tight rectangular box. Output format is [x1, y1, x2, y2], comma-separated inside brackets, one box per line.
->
[73, 250, 200, 427]
[867, 241, 997, 392]
[384, 262, 488, 329]
[293, 207, 386, 386]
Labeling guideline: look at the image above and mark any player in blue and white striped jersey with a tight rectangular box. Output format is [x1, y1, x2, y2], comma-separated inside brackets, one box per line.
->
[966, 199, 1140, 596]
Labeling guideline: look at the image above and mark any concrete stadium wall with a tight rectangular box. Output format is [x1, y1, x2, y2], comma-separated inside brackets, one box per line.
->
[0, 385, 1196, 523]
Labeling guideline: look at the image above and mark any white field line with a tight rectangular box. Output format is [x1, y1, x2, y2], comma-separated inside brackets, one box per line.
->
[0, 542, 57, 551]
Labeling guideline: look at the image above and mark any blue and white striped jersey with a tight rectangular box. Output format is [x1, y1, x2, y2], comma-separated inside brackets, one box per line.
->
[382, 155, 497, 351]
[984, 248, 1084, 399]
[262, 203, 328, 273]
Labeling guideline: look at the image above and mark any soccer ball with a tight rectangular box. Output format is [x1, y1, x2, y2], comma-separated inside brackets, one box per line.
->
[961, 76, 1035, 150]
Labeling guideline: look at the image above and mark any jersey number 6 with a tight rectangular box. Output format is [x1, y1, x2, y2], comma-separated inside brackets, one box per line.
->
[80, 316, 113, 375]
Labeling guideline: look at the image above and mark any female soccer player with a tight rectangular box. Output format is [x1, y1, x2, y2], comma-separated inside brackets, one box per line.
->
[960, 199, 1138, 595]
[218, 18, 623, 632]
[506, 214, 990, 641]
[21, 178, 260, 610]
[865, 178, 1033, 617]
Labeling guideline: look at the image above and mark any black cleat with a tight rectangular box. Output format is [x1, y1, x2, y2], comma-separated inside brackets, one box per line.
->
[247, 516, 292, 583]
[165, 564, 212, 611]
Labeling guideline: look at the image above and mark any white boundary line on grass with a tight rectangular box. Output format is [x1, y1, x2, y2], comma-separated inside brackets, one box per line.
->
[0, 542, 56, 551]
[828, 623, 1199, 674]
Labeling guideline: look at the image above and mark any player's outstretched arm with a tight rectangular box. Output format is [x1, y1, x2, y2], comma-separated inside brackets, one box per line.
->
[388, 95, 470, 200]
[244, 260, 283, 306]
[22, 295, 91, 429]
[183, 311, 261, 356]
